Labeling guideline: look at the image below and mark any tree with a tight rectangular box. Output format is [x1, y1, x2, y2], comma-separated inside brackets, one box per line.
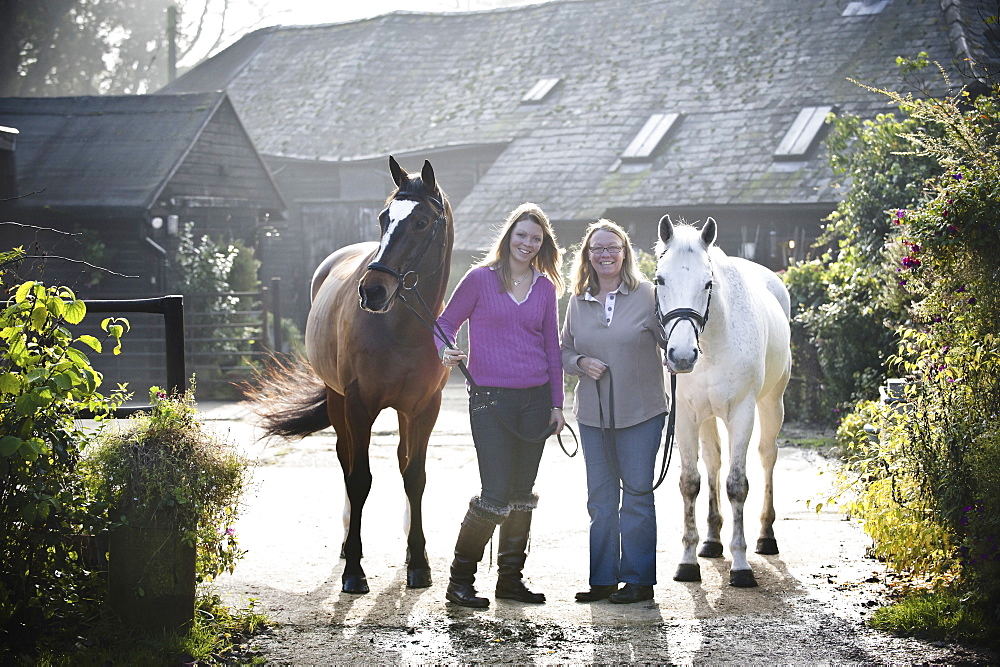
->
[0, 0, 269, 96]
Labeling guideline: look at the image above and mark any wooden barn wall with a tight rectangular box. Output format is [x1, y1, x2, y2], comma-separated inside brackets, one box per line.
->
[158, 103, 282, 220]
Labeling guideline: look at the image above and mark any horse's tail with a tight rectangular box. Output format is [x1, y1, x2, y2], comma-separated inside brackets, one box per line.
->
[245, 355, 331, 439]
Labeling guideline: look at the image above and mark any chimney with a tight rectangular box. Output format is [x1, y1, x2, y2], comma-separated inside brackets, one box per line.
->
[0, 126, 17, 201]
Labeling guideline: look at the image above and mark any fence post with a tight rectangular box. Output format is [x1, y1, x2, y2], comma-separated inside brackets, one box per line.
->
[260, 285, 271, 350]
[162, 295, 187, 395]
[271, 277, 283, 355]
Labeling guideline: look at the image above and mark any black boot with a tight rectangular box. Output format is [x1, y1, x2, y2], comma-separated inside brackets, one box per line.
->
[495, 504, 545, 604]
[446, 498, 504, 609]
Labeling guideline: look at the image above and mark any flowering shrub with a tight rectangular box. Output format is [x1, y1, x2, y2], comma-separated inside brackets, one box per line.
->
[836, 63, 1000, 617]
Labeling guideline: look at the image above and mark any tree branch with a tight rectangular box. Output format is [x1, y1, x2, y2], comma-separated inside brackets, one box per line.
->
[20, 255, 138, 279]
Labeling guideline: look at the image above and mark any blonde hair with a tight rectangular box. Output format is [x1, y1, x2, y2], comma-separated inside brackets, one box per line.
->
[477, 202, 564, 293]
[569, 219, 646, 297]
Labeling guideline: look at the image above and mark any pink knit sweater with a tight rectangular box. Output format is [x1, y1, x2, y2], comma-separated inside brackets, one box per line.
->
[437, 266, 564, 409]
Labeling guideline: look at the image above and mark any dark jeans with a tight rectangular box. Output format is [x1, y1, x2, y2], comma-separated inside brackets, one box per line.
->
[468, 383, 551, 509]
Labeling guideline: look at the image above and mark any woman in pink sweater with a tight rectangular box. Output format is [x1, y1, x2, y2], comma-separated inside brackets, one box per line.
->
[437, 202, 565, 609]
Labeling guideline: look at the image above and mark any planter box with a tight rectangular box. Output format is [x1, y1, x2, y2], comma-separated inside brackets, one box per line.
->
[108, 523, 196, 634]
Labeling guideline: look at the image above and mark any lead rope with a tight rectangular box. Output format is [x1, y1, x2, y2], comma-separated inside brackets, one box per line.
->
[397, 283, 579, 457]
[596, 367, 676, 496]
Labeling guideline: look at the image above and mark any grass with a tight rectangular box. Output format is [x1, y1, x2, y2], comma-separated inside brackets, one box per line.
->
[29, 592, 270, 665]
[869, 588, 998, 647]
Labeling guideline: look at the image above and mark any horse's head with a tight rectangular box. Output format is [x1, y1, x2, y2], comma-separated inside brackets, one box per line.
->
[654, 215, 716, 373]
[359, 156, 450, 313]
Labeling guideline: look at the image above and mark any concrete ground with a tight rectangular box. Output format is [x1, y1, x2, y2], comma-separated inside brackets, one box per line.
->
[195, 378, 996, 664]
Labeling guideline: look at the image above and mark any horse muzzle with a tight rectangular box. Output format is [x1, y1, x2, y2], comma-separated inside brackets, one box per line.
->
[664, 347, 698, 373]
[358, 272, 398, 313]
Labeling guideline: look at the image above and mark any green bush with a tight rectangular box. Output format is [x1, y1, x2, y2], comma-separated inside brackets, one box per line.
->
[782, 103, 941, 425]
[81, 386, 250, 583]
[835, 60, 1000, 627]
[0, 275, 128, 657]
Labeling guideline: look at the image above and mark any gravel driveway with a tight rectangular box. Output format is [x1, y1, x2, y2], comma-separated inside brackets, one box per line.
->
[199, 380, 997, 664]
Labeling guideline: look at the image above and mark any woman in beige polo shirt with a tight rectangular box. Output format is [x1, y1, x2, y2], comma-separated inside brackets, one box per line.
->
[560, 219, 667, 604]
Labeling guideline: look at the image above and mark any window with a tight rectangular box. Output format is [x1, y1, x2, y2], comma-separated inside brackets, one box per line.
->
[773, 106, 833, 160]
[521, 78, 560, 104]
[842, 0, 889, 17]
[620, 113, 681, 161]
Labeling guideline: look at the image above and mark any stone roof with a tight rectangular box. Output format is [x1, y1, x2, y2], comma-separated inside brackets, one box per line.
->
[163, 0, 996, 247]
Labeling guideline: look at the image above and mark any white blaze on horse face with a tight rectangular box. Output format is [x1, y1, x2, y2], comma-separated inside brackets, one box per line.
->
[372, 199, 419, 263]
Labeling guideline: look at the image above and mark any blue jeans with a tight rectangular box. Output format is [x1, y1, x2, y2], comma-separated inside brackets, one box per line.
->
[580, 414, 665, 586]
[469, 384, 551, 510]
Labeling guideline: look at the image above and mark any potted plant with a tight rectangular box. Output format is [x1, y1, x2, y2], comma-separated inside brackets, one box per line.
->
[81, 385, 250, 634]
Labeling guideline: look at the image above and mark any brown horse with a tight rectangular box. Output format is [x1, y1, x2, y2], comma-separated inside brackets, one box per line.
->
[253, 156, 452, 594]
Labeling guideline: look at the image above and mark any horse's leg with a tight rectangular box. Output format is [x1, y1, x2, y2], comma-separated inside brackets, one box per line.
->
[698, 418, 725, 558]
[333, 384, 376, 594]
[673, 412, 703, 582]
[397, 392, 441, 588]
[725, 400, 758, 587]
[754, 381, 786, 556]
[326, 392, 357, 561]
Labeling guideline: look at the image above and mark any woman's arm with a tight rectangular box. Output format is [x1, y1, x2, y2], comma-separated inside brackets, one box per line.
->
[435, 269, 479, 355]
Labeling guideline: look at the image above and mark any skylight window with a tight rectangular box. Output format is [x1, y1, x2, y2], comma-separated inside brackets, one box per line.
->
[773, 106, 833, 160]
[521, 78, 560, 104]
[842, 0, 889, 17]
[620, 113, 681, 161]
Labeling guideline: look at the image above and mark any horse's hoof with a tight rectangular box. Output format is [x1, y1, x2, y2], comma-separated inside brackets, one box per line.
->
[673, 563, 701, 582]
[729, 569, 758, 588]
[342, 573, 369, 594]
[407, 567, 432, 588]
[756, 537, 779, 555]
[698, 540, 724, 558]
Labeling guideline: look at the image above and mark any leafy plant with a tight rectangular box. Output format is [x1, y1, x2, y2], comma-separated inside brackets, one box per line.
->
[81, 385, 251, 583]
[783, 105, 941, 424]
[833, 55, 1000, 632]
[0, 277, 128, 657]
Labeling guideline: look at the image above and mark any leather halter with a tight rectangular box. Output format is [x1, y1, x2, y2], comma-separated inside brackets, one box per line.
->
[365, 193, 448, 295]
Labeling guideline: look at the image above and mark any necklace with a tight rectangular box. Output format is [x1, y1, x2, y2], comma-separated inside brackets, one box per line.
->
[511, 272, 531, 287]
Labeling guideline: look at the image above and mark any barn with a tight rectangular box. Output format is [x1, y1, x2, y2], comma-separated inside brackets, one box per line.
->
[0, 92, 287, 397]
[0, 91, 285, 297]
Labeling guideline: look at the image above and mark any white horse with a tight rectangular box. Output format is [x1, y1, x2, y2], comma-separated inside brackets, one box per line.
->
[654, 215, 791, 588]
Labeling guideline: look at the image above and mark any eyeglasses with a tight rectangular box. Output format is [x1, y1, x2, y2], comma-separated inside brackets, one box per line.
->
[589, 245, 623, 256]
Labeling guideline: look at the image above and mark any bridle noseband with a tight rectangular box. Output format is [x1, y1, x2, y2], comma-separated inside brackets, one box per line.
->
[654, 273, 713, 352]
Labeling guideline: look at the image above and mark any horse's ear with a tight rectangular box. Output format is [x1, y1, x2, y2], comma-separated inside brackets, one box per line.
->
[389, 155, 407, 188]
[421, 160, 437, 196]
[658, 214, 675, 246]
[701, 217, 718, 247]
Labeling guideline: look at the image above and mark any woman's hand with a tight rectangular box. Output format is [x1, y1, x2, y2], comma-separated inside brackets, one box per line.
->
[442, 346, 467, 367]
[550, 407, 565, 434]
[577, 356, 608, 381]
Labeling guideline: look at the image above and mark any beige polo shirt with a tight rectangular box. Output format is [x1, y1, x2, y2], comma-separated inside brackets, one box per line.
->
[560, 280, 668, 428]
